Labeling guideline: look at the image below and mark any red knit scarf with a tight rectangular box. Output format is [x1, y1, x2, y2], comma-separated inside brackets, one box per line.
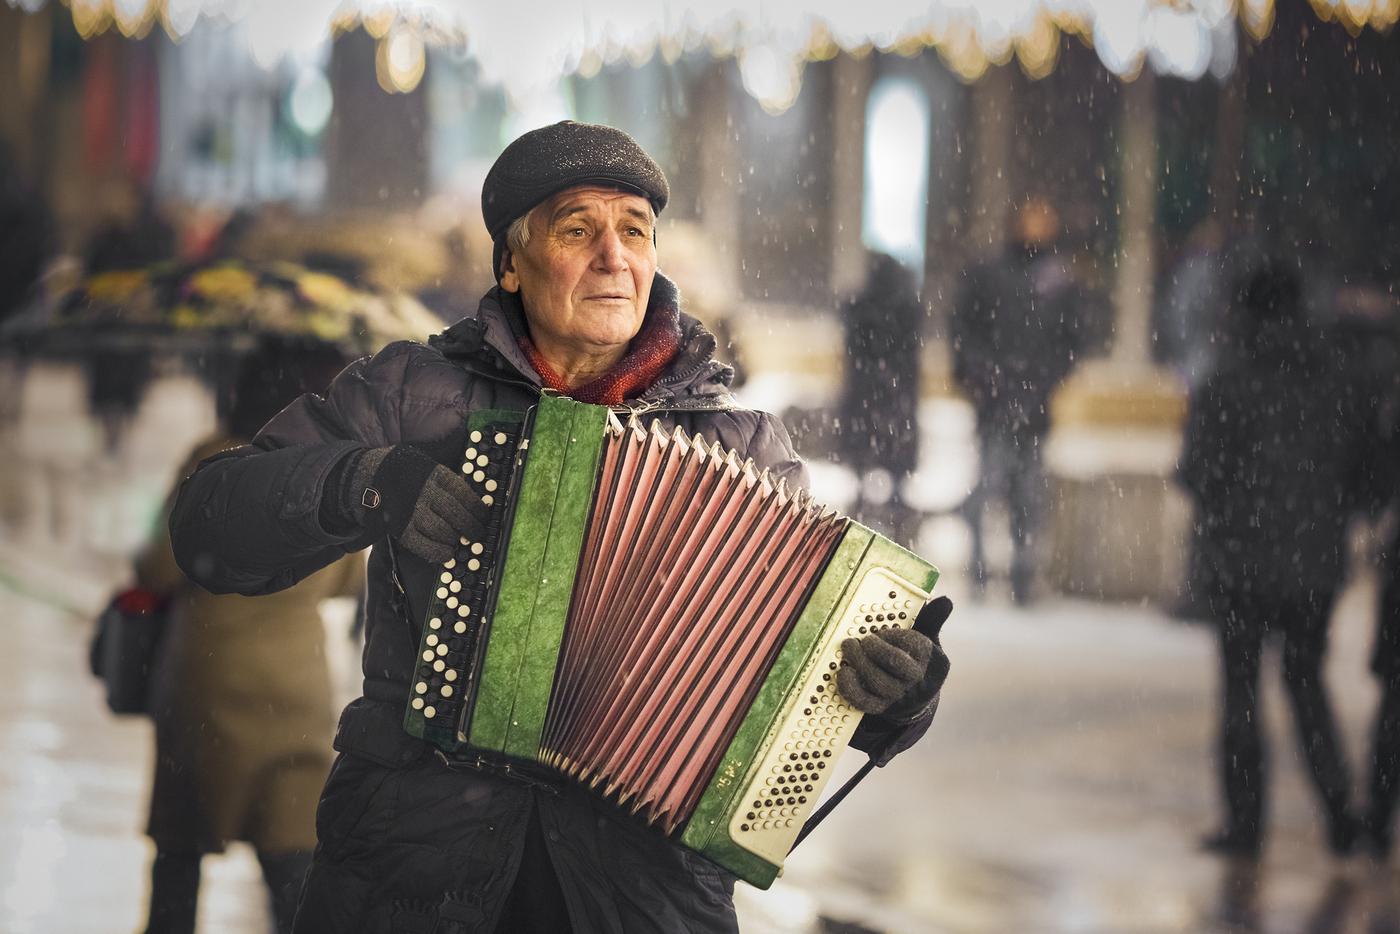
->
[516, 293, 681, 406]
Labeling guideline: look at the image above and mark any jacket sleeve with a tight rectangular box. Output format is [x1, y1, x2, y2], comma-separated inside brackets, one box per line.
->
[1177, 379, 1223, 506]
[848, 693, 939, 767]
[135, 434, 239, 595]
[168, 352, 398, 597]
[747, 411, 809, 492]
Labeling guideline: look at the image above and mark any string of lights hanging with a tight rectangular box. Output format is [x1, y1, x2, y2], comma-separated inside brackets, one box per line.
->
[21, 0, 1400, 113]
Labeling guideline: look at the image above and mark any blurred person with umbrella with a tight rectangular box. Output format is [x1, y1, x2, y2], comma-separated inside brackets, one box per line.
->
[164, 121, 953, 933]
[1179, 263, 1370, 858]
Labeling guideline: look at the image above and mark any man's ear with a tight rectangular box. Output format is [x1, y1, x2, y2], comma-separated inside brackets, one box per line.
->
[500, 248, 519, 293]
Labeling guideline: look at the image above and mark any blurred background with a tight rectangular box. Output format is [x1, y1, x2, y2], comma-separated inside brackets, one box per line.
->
[1, 0, 1398, 930]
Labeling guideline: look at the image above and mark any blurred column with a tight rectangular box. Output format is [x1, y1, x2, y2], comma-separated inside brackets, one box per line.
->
[1110, 68, 1156, 365]
[81, 32, 121, 179]
[325, 26, 429, 211]
[0, 2, 50, 180]
[691, 61, 741, 303]
[1045, 66, 1191, 606]
[966, 63, 1014, 263]
[1210, 48, 1247, 225]
[828, 51, 872, 300]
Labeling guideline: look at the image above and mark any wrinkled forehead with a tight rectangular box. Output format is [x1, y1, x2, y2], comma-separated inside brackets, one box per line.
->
[533, 184, 656, 226]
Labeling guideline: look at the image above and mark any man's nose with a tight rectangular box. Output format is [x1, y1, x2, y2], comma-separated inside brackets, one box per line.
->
[592, 228, 627, 271]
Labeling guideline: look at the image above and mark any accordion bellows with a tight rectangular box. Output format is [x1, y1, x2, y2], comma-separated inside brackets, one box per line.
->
[546, 416, 846, 830]
[404, 395, 938, 887]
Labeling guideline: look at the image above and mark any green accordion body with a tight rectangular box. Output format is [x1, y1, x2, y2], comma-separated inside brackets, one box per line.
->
[403, 395, 939, 888]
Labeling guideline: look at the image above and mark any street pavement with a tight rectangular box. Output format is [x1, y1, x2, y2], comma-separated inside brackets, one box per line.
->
[3, 571, 1397, 933]
[1, 364, 1396, 933]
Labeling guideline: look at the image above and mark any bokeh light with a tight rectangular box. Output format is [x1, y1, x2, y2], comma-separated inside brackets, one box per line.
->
[862, 77, 930, 276]
[288, 67, 334, 137]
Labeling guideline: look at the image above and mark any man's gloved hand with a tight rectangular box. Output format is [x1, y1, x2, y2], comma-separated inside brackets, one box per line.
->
[836, 596, 953, 717]
[323, 445, 488, 563]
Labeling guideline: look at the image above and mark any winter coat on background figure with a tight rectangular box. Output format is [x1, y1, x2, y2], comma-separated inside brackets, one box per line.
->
[839, 252, 924, 545]
[840, 252, 922, 478]
[138, 333, 365, 934]
[951, 241, 1081, 601]
[1179, 264, 1371, 856]
[1351, 312, 1400, 856]
[168, 276, 941, 934]
[142, 435, 366, 861]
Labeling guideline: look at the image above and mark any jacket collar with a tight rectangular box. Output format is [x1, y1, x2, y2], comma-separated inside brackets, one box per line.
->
[430, 272, 737, 407]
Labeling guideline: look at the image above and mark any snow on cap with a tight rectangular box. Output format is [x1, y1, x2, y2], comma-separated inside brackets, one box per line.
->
[483, 121, 669, 281]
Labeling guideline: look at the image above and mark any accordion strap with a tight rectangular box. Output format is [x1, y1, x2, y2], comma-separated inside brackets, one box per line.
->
[788, 755, 879, 854]
[432, 749, 562, 794]
[615, 396, 741, 417]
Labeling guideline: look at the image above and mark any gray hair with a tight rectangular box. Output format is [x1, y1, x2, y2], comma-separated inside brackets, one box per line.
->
[505, 211, 533, 254]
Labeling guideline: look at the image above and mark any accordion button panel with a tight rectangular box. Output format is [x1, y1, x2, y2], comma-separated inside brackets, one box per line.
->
[406, 420, 524, 733]
[728, 567, 932, 864]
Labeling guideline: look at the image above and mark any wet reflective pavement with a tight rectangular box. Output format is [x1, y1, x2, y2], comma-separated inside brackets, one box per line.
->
[756, 582, 1400, 934]
[3, 570, 1397, 933]
[1, 366, 1396, 933]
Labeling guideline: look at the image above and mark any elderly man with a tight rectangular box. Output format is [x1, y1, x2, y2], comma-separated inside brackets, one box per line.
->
[171, 122, 950, 934]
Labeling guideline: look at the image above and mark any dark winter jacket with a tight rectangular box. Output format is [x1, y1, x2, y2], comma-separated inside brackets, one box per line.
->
[169, 274, 936, 933]
[839, 253, 922, 475]
[951, 246, 1081, 436]
[1178, 318, 1372, 601]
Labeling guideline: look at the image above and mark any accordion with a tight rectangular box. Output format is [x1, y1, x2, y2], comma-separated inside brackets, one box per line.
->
[403, 394, 938, 887]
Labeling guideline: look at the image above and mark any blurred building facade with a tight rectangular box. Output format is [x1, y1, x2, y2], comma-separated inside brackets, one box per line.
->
[0, 0, 1397, 604]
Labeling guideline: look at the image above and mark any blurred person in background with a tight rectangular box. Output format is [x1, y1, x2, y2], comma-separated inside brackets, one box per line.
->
[951, 197, 1082, 604]
[838, 251, 923, 547]
[84, 193, 177, 276]
[81, 195, 179, 446]
[132, 335, 365, 934]
[1367, 447, 1400, 860]
[1152, 219, 1227, 393]
[0, 140, 56, 322]
[1336, 285, 1400, 859]
[1179, 263, 1370, 858]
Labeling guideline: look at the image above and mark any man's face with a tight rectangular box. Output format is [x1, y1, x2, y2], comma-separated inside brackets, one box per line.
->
[501, 185, 657, 360]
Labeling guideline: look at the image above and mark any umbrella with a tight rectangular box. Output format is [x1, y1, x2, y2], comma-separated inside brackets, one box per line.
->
[3, 256, 445, 359]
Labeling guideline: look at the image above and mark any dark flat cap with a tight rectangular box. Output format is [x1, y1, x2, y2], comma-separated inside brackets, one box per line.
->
[481, 121, 669, 248]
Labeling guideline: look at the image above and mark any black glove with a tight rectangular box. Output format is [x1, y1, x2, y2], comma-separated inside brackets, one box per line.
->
[322, 445, 488, 563]
[837, 596, 952, 716]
